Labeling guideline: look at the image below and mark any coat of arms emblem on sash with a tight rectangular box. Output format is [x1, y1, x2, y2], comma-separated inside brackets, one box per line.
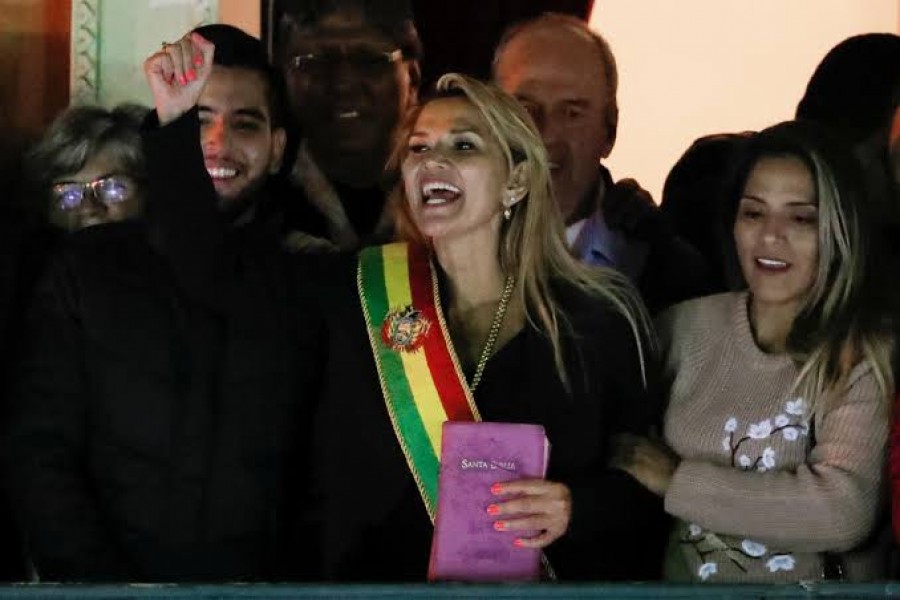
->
[381, 306, 431, 352]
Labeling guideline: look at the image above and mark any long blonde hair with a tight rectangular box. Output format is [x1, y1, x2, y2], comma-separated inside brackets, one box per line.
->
[388, 73, 653, 388]
[726, 121, 895, 415]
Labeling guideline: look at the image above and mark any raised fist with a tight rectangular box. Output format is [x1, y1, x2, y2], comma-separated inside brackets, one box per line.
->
[144, 32, 215, 126]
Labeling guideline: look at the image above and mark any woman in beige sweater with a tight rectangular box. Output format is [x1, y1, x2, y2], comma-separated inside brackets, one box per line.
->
[614, 121, 895, 582]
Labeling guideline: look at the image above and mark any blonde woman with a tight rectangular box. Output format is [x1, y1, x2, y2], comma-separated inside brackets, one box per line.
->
[296, 73, 665, 581]
[136, 32, 665, 581]
[615, 120, 895, 582]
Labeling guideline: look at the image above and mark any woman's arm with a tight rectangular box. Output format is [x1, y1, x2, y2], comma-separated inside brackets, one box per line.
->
[566, 302, 669, 580]
[141, 32, 230, 302]
[665, 369, 887, 553]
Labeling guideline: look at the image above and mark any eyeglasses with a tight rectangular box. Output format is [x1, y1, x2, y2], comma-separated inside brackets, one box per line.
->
[51, 176, 136, 212]
[287, 48, 403, 77]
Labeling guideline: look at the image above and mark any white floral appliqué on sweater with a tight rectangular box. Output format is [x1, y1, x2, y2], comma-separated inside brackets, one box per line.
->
[681, 398, 810, 580]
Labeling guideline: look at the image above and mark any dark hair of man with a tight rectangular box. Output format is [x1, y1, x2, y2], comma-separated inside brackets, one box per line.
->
[796, 33, 900, 142]
[276, 0, 423, 61]
[491, 13, 619, 144]
[661, 131, 755, 291]
[192, 23, 291, 129]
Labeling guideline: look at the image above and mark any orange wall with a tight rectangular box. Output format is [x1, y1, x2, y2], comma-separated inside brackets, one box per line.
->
[591, 0, 900, 202]
[220, 0, 260, 37]
[0, 0, 70, 138]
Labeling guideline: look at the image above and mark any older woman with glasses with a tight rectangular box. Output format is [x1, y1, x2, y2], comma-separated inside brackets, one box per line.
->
[27, 104, 148, 232]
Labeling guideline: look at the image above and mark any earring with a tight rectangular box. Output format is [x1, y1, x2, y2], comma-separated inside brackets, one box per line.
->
[503, 192, 517, 220]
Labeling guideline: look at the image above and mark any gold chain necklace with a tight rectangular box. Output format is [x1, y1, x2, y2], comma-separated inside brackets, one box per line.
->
[469, 275, 515, 391]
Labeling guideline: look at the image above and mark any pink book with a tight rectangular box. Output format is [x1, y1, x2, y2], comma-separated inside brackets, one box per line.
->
[428, 421, 550, 582]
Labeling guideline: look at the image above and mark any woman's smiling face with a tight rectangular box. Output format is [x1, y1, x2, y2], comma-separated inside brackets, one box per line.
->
[401, 96, 511, 243]
[734, 154, 819, 313]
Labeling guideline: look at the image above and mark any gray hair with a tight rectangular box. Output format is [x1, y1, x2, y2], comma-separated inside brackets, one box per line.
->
[27, 104, 149, 214]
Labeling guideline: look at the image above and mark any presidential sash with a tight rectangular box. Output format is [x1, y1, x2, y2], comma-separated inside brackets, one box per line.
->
[357, 242, 480, 520]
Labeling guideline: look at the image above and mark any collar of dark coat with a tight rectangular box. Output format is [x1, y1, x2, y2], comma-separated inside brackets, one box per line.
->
[568, 163, 613, 225]
[290, 142, 394, 251]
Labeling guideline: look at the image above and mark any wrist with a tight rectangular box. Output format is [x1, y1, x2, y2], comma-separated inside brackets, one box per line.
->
[157, 107, 188, 127]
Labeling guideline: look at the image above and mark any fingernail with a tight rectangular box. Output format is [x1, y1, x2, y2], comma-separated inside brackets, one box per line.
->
[486, 504, 500, 516]
[493, 521, 506, 532]
[193, 55, 203, 66]
[490, 483, 503, 495]
[186, 69, 196, 81]
[514, 538, 525, 547]
[178, 75, 188, 86]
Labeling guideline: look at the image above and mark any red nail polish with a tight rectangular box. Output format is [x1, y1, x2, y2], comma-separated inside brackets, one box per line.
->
[514, 538, 524, 547]
[193, 55, 203, 66]
[493, 521, 506, 532]
[178, 75, 188, 86]
[186, 69, 196, 81]
[486, 504, 500, 516]
[490, 483, 503, 495]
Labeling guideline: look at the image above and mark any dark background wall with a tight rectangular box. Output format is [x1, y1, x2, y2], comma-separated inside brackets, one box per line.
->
[262, 0, 593, 87]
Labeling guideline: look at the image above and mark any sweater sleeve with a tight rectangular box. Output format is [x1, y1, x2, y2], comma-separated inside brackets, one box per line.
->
[6, 256, 135, 580]
[665, 367, 887, 553]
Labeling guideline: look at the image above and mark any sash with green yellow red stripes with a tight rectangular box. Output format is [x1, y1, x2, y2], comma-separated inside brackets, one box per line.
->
[357, 241, 480, 520]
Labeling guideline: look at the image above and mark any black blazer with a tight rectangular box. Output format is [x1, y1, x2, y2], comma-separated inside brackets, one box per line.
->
[289, 259, 668, 581]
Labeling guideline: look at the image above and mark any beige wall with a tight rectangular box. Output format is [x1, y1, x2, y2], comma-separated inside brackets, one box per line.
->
[220, 0, 260, 37]
[592, 0, 900, 202]
[76, 0, 217, 108]
[79, 0, 256, 108]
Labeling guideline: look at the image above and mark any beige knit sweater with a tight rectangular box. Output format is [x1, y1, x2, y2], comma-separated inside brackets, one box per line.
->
[658, 292, 889, 583]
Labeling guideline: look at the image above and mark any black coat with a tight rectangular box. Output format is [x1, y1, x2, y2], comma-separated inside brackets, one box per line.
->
[6, 167, 318, 583]
[0, 208, 51, 581]
[290, 262, 668, 581]
[595, 165, 715, 314]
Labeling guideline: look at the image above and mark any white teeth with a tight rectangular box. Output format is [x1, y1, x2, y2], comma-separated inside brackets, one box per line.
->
[422, 182, 461, 196]
[338, 110, 359, 119]
[422, 181, 461, 206]
[757, 258, 788, 268]
[207, 167, 237, 179]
